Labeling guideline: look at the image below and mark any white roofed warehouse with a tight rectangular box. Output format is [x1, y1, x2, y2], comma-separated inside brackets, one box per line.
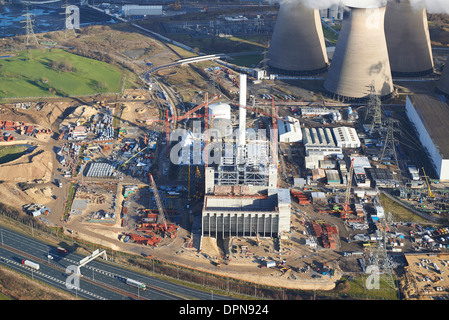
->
[278, 116, 302, 143]
[333, 127, 361, 148]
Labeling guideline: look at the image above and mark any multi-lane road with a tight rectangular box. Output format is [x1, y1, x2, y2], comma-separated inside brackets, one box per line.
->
[0, 226, 233, 300]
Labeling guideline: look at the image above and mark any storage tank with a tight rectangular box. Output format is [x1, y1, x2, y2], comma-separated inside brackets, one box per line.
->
[267, 1, 329, 75]
[385, 0, 434, 77]
[209, 102, 232, 137]
[324, 0, 394, 100]
[209, 103, 231, 121]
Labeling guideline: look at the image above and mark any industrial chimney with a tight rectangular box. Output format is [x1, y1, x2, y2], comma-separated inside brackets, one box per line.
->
[324, 0, 394, 100]
[385, 0, 434, 77]
[267, 1, 329, 75]
[238, 73, 247, 148]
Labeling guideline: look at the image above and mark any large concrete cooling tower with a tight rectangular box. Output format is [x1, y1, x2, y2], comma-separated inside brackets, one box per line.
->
[267, 1, 329, 75]
[438, 59, 449, 95]
[385, 0, 434, 77]
[324, 0, 394, 100]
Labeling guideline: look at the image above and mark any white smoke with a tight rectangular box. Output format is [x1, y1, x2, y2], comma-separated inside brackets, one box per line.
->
[279, 0, 449, 14]
[410, 0, 449, 14]
[299, 0, 343, 9]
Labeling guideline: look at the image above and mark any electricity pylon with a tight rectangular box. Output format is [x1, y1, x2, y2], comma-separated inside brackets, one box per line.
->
[21, 6, 39, 46]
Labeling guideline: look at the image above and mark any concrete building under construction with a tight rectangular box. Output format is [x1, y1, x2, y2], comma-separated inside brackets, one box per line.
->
[204, 74, 278, 193]
[267, 1, 329, 75]
[324, 0, 394, 100]
[385, 0, 434, 77]
[202, 187, 291, 238]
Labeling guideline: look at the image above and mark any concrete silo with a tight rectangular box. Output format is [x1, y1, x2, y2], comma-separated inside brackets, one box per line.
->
[385, 0, 434, 77]
[267, 1, 329, 75]
[324, 0, 394, 101]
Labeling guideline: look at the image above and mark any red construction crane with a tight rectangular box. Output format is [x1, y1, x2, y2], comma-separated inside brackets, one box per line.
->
[147, 93, 220, 157]
[148, 173, 168, 231]
[233, 98, 295, 125]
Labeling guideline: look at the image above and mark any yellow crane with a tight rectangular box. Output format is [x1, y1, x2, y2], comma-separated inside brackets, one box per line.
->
[422, 167, 435, 198]
[121, 145, 150, 167]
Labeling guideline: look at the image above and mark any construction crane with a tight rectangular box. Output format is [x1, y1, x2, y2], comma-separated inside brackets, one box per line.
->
[147, 93, 220, 157]
[342, 158, 355, 219]
[148, 173, 168, 231]
[121, 145, 151, 167]
[234, 98, 295, 125]
[422, 167, 435, 198]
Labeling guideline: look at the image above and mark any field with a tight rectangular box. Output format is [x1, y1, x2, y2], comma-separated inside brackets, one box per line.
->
[380, 193, 429, 224]
[0, 145, 29, 165]
[0, 49, 123, 99]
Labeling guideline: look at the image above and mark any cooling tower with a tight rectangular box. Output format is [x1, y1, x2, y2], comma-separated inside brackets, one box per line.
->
[324, 0, 394, 100]
[437, 59, 449, 95]
[385, 0, 434, 77]
[267, 1, 329, 75]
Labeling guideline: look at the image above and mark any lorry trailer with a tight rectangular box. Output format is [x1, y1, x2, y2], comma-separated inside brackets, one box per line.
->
[21, 259, 40, 270]
[125, 278, 146, 290]
[57, 247, 67, 254]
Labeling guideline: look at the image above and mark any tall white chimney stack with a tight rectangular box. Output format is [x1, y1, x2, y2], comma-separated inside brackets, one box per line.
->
[238, 73, 247, 147]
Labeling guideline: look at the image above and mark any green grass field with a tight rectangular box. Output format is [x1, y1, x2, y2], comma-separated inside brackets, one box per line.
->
[0, 49, 123, 99]
[0, 145, 29, 164]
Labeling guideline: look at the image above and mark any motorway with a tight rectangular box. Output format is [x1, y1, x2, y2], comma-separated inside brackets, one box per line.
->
[0, 226, 233, 300]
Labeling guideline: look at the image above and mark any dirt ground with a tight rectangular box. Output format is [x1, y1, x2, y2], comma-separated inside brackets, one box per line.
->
[403, 254, 449, 298]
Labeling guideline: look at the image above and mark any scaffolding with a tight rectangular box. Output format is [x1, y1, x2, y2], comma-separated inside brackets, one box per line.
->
[215, 139, 271, 187]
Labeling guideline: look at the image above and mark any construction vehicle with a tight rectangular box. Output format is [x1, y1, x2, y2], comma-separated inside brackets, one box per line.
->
[216, 257, 222, 268]
[422, 167, 435, 198]
[168, 0, 181, 10]
[121, 145, 151, 168]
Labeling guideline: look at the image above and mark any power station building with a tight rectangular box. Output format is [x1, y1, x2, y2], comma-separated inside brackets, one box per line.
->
[324, 0, 394, 100]
[202, 187, 291, 238]
[267, 1, 329, 75]
[385, 0, 434, 77]
[405, 94, 449, 180]
[201, 73, 287, 244]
